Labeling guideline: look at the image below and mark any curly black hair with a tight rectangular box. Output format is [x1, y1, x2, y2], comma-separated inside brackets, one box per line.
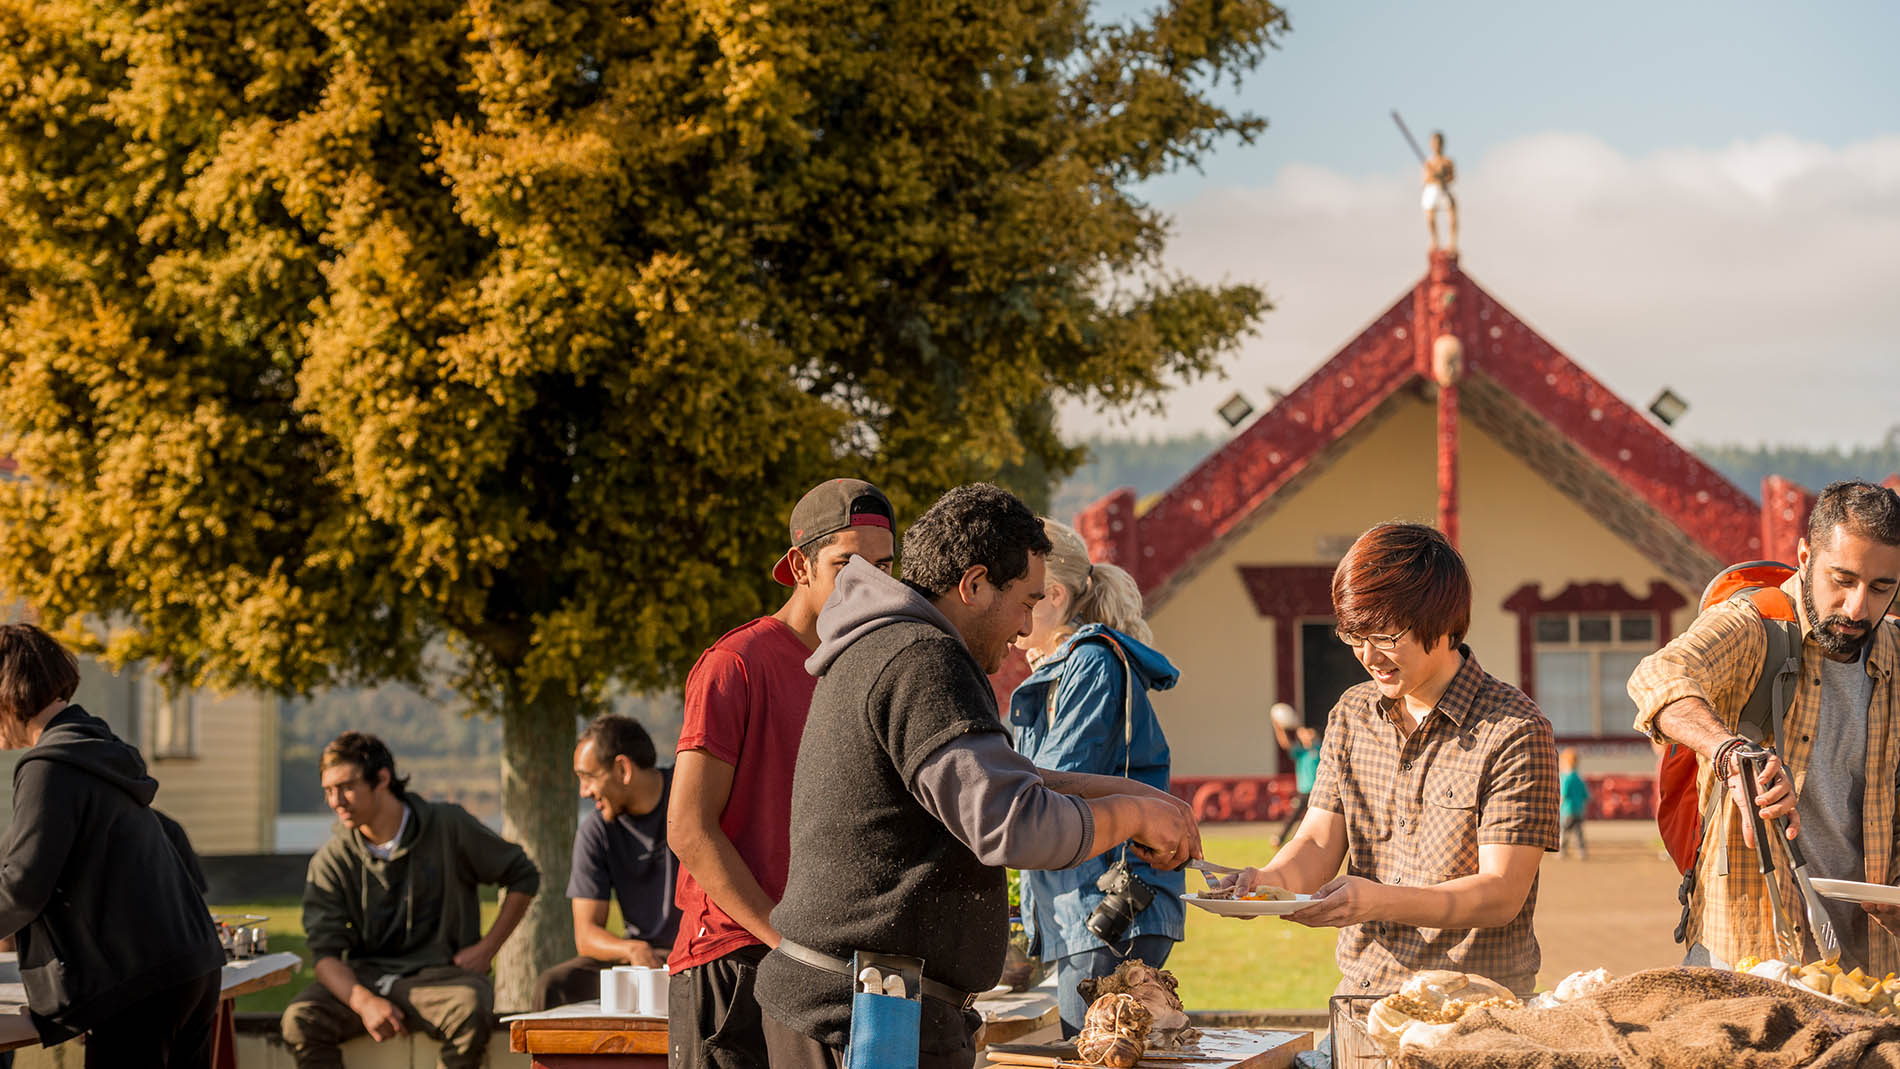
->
[901, 483, 1052, 597]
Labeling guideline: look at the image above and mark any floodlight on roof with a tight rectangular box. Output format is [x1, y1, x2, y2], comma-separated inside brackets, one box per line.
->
[1217, 392, 1255, 429]
[1648, 388, 1689, 427]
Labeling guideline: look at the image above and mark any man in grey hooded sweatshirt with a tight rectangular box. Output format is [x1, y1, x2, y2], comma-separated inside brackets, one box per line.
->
[755, 483, 1202, 1069]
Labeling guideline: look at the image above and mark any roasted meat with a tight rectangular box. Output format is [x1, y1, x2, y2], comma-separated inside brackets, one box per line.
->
[1073, 992, 1149, 1067]
[1076, 959, 1200, 1047]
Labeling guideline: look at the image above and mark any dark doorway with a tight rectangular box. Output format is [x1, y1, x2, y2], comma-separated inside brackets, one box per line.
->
[1301, 621, 1367, 725]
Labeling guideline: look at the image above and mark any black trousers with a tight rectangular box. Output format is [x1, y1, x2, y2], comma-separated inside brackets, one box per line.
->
[760, 1012, 971, 1069]
[534, 955, 619, 1010]
[83, 968, 221, 1069]
[667, 944, 768, 1069]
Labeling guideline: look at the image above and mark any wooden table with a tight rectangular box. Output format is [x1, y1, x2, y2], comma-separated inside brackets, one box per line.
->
[0, 950, 302, 1055]
[972, 988, 1059, 1050]
[507, 988, 1061, 1068]
[506, 1003, 667, 1068]
[984, 1027, 1314, 1069]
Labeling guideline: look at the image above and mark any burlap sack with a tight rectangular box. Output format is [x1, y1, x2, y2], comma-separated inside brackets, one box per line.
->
[1396, 967, 1900, 1068]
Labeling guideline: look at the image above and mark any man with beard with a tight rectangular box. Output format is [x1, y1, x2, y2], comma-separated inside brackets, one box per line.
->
[1631, 480, 1900, 972]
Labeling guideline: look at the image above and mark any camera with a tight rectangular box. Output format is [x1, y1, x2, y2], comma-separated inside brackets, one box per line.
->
[1085, 859, 1155, 946]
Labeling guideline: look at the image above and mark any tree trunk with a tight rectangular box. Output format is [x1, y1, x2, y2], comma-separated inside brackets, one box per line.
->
[493, 686, 583, 1012]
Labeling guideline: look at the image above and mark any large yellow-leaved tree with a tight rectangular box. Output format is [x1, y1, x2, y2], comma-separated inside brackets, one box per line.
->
[0, 0, 1285, 1004]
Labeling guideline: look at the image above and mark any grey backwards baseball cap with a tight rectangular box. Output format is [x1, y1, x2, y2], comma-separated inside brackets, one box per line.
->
[772, 478, 895, 585]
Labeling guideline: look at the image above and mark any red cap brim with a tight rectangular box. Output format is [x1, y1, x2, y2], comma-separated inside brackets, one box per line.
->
[772, 551, 796, 586]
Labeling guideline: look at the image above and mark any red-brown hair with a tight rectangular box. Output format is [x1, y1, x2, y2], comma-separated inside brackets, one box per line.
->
[1331, 523, 1471, 652]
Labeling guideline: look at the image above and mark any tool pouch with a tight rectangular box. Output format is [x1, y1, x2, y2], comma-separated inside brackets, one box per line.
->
[846, 951, 923, 1069]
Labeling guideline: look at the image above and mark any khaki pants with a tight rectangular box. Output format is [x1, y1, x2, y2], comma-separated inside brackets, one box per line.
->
[281, 963, 493, 1069]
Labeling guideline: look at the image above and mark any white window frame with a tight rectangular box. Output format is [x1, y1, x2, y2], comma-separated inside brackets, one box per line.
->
[1531, 611, 1657, 737]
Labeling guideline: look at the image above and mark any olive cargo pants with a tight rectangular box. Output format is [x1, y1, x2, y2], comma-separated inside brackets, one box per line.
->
[281, 963, 492, 1069]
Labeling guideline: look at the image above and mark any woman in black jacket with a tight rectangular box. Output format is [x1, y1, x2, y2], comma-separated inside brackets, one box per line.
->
[0, 624, 225, 1068]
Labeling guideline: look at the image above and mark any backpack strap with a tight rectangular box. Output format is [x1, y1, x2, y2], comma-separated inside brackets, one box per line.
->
[1673, 595, 1802, 945]
[1045, 634, 1139, 859]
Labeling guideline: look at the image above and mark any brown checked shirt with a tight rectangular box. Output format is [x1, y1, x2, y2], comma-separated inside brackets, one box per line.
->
[1629, 574, 1900, 974]
[1310, 648, 1558, 997]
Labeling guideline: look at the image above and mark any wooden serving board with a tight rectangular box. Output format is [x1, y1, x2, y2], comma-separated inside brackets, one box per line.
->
[985, 1028, 1312, 1069]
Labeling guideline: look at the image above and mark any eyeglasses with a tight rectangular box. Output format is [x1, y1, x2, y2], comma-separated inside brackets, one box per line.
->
[1336, 629, 1406, 652]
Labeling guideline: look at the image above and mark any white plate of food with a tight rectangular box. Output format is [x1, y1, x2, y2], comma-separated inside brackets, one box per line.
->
[1182, 888, 1314, 917]
[1810, 878, 1900, 907]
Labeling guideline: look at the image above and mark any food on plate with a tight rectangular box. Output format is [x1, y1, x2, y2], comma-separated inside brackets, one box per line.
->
[1073, 992, 1148, 1067]
[1735, 956, 1900, 1016]
[1075, 959, 1200, 1047]
[1366, 970, 1522, 1053]
[1197, 882, 1296, 902]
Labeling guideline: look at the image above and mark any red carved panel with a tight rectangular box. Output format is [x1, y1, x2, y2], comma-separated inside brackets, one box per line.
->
[1074, 486, 1139, 570]
[1126, 288, 1421, 593]
[1760, 475, 1816, 563]
[1077, 254, 1771, 608]
[1460, 279, 1759, 564]
[1238, 565, 1338, 620]
[1501, 580, 1687, 702]
[1437, 382, 1460, 548]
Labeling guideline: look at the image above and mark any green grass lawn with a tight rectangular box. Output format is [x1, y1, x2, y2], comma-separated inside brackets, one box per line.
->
[1163, 828, 1339, 1011]
[217, 828, 1331, 1016]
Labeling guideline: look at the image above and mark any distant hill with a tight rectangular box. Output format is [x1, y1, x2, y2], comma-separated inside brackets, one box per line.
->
[1048, 426, 1900, 521]
[1047, 433, 1223, 521]
[279, 681, 683, 819]
[1693, 428, 1900, 498]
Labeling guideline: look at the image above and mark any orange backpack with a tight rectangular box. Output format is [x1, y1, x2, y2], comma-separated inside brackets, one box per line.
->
[1655, 562, 1802, 882]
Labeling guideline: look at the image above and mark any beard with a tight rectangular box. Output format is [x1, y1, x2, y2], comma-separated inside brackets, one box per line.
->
[1802, 564, 1875, 658]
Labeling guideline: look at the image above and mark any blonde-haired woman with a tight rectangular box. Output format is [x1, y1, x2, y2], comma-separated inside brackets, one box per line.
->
[1009, 518, 1183, 1038]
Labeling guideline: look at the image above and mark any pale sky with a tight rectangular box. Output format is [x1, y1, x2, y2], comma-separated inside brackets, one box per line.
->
[1063, 0, 1900, 448]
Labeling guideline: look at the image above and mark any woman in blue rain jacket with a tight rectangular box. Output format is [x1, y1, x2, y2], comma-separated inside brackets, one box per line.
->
[1009, 518, 1184, 1038]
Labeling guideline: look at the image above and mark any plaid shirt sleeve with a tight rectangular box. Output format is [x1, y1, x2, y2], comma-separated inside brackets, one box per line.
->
[1477, 714, 1560, 850]
[1628, 598, 1766, 744]
[1308, 695, 1352, 814]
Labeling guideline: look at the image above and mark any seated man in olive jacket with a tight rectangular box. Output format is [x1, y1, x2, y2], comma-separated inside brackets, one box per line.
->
[282, 732, 540, 1069]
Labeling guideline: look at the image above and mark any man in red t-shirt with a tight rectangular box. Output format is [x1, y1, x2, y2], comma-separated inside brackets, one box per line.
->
[666, 478, 897, 1069]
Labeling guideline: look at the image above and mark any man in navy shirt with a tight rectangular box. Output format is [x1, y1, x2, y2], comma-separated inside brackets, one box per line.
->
[534, 714, 682, 1009]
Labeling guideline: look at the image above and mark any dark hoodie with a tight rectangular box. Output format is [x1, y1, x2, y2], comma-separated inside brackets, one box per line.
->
[302, 795, 539, 978]
[0, 705, 223, 1043]
[756, 559, 1092, 1058]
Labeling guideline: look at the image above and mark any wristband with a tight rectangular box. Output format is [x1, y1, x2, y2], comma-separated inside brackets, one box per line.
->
[1713, 737, 1747, 781]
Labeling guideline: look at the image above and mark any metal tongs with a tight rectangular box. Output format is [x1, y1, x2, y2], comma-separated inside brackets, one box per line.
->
[1738, 748, 1841, 966]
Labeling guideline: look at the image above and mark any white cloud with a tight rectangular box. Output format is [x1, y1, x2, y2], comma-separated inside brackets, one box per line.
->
[1063, 133, 1900, 450]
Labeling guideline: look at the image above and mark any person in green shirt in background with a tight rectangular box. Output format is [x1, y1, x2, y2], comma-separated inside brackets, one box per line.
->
[1559, 747, 1591, 860]
[1271, 704, 1321, 848]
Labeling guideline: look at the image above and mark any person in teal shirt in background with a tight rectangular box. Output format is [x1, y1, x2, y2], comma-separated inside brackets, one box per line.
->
[1559, 747, 1591, 860]
[1270, 705, 1320, 847]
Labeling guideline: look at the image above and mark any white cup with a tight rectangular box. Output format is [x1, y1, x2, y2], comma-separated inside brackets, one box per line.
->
[630, 966, 668, 1017]
[600, 966, 639, 1014]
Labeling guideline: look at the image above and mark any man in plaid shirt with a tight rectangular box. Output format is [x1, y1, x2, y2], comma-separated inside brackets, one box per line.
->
[1227, 523, 1558, 996]
[1631, 480, 1900, 972]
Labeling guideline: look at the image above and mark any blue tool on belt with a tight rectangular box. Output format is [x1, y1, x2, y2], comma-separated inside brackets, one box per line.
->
[846, 950, 923, 1069]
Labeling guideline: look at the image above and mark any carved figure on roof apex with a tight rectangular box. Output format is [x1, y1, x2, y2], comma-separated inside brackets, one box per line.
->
[1422, 131, 1458, 254]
